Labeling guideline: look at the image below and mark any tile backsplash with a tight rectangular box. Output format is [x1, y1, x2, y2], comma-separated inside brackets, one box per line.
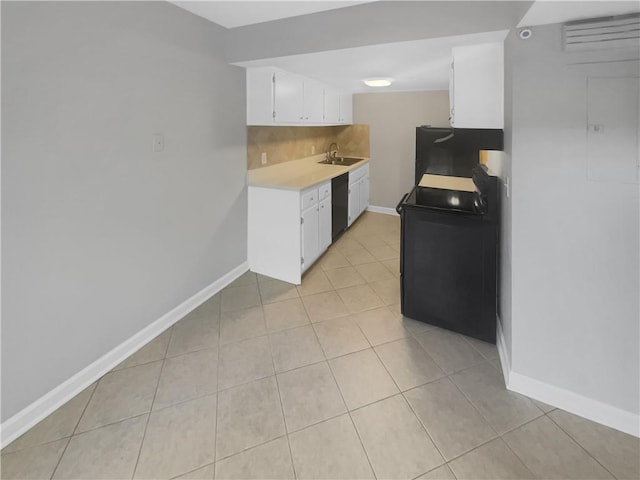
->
[247, 125, 370, 170]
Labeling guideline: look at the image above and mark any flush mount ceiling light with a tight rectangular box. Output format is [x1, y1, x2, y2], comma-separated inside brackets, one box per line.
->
[363, 78, 392, 87]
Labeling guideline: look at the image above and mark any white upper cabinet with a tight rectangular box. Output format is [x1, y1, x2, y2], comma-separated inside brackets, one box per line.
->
[324, 89, 340, 124]
[339, 93, 353, 124]
[323, 89, 352, 125]
[450, 42, 504, 129]
[246, 67, 352, 126]
[304, 79, 325, 124]
[274, 69, 304, 123]
[247, 67, 277, 125]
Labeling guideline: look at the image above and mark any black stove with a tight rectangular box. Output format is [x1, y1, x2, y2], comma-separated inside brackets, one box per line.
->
[396, 166, 499, 343]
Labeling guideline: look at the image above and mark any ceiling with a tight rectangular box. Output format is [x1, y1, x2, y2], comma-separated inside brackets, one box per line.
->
[171, 1, 639, 95]
[170, 1, 376, 28]
[234, 30, 509, 93]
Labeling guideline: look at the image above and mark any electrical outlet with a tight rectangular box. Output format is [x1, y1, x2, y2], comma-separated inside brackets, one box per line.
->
[261, 152, 267, 165]
[311, 145, 316, 154]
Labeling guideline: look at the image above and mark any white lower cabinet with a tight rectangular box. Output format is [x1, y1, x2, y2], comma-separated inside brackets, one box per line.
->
[301, 203, 320, 271]
[359, 173, 370, 212]
[302, 183, 332, 272]
[348, 180, 360, 227]
[348, 164, 370, 226]
[248, 181, 332, 284]
[319, 196, 332, 251]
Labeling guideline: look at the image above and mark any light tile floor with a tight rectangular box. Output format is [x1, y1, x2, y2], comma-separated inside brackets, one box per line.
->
[2, 212, 638, 479]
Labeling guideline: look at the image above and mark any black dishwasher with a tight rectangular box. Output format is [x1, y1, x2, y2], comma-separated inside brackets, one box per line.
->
[396, 166, 498, 343]
[331, 173, 349, 241]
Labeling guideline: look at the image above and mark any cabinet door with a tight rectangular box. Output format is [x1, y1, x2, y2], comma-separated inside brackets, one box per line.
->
[319, 196, 332, 251]
[348, 181, 360, 227]
[451, 43, 503, 129]
[339, 93, 353, 124]
[274, 70, 304, 123]
[324, 89, 340, 124]
[301, 205, 320, 270]
[246, 67, 276, 125]
[359, 175, 369, 215]
[304, 79, 325, 123]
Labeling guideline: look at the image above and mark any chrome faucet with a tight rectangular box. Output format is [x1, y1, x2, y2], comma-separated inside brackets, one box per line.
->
[327, 142, 339, 160]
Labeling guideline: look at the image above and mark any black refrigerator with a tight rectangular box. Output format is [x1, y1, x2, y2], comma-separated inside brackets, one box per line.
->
[415, 126, 503, 182]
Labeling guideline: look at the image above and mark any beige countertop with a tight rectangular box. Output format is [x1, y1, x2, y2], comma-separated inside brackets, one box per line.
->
[418, 174, 477, 192]
[248, 155, 370, 191]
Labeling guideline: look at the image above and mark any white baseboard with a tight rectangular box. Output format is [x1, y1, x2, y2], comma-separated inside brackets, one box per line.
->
[497, 317, 639, 437]
[1, 261, 249, 448]
[367, 205, 399, 216]
[508, 369, 639, 437]
[495, 317, 511, 386]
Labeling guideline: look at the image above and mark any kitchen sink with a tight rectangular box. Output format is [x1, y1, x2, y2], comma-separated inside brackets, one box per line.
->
[318, 157, 363, 166]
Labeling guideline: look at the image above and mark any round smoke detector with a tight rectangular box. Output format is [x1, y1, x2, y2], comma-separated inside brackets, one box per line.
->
[519, 28, 533, 40]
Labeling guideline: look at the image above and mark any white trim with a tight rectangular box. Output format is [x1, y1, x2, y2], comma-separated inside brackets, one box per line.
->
[367, 205, 398, 216]
[497, 317, 639, 437]
[508, 370, 639, 438]
[1, 261, 248, 448]
[495, 316, 511, 386]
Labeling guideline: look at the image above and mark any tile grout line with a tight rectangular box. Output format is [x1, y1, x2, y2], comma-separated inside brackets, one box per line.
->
[365, 337, 449, 473]
[168, 461, 215, 480]
[411, 463, 457, 480]
[490, 414, 557, 479]
[265, 306, 299, 480]
[47, 378, 101, 479]
[545, 411, 619, 480]
[458, 334, 501, 363]
[130, 322, 172, 480]
[215, 434, 295, 465]
[323, 354, 379, 480]
[46, 437, 73, 479]
[388, 328, 551, 473]
[212, 292, 222, 477]
[344, 397, 379, 479]
[446, 361, 546, 439]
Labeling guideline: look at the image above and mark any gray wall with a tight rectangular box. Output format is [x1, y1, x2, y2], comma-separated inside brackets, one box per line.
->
[353, 91, 450, 208]
[1, 1, 247, 421]
[507, 23, 639, 414]
[226, 1, 532, 62]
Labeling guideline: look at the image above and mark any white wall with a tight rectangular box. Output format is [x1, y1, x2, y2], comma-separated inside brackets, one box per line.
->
[507, 23, 639, 429]
[353, 91, 450, 209]
[1, 2, 247, 421]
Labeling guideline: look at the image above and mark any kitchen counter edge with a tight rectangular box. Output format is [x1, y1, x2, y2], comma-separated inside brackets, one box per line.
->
[247, 157, 370, 191]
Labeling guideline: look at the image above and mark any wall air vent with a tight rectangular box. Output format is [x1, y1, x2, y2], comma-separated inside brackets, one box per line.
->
[563, 13, 640, 52]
